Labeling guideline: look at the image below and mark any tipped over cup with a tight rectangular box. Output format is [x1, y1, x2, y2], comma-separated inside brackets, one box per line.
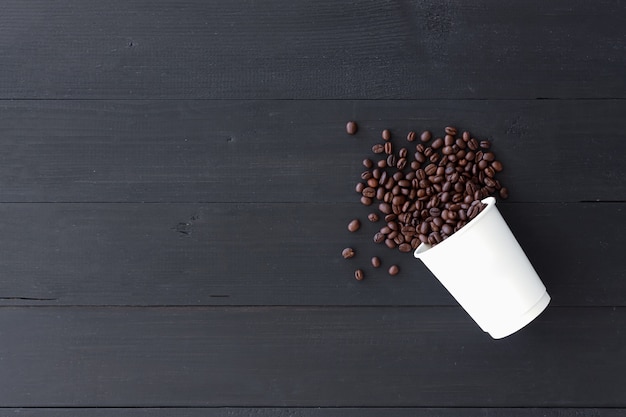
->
[414, 197, 550, 339]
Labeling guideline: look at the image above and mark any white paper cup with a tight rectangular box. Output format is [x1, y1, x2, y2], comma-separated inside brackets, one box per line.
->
[414, 197, 550, 339]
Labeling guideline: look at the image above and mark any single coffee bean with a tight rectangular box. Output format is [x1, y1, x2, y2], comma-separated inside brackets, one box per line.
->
[398, 147, 408, 158]
[361, 171, 372, 180]
[499, 187, 509, 199]
[480, 140, 491, 149]
[462, 131, 470, 141]
[407, 131, 416, 142]
[468, 138, 479, 151]
[387, 154, 397, 167]
[393, 171, 404, 181]
[423, 147, 434, 157]
[385, 239, 397, 249]
[371, 256, 381, 268]
[368, 213, 379, 222]
[342, 248, 355, 259]
[429, 153, 441, 163]
[384, 213, 397, 222]
[388, 265, 400, 276]
[445, 126, 457, 136]
[431, 138, 444, 149]
[420, 130, 432, 142]
[411, 160, 420, 170]
[397, 158, 407, 170]
[374, 232, 385, 243]
[348, 219, 361, 232]
[379, 203, 392, 214]
[399, 243, 412, 252]
[478, 159, 489, 170]
[367, 178, 378, 188]
[382, 129, 392, 141]
[424, 164, 437, 176]
[483, 152, 495, 161]
[362, 187, 376, 198]
[354, 269, 364, 281]
[363, 158, 373, 169]
[484, 166, 495, 178]
[376, 186, 385, 200]
[491, 160, 504, 172]
[456, 138, 467, 149]
[346, 121, 358, 135]
[393, 234, 404, 244]
[442, 145, 454, 155]
[372, 144, 384, 154]
[356, 182, 365, 193]
[484, 177, 496, 188]
[360, 196, 372, 206]
[384, 141, 393, 155]
[444, 135, 455, 146]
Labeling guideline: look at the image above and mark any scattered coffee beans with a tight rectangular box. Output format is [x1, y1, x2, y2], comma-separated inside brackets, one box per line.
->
[346, 121, 358, 135]
[342, 248, 355, 259]
[344, 122, 508, 281]
[348, 219, 361, 232]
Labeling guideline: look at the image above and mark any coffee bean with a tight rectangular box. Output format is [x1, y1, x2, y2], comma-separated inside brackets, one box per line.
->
[354, 269, 364, 281]
[379, 203, 392, 214]
[377, 159, 387, 168]
[355, 182, 365, 193]
[397, 158, 407, 169]
[372, 144, 384, 154]
[444, 135, 455, 146]
[376, 186, 385, 200]
[468, 138, 479, 151]
[342, 248, 355, 259]
[384, 142, 392, 155]
[371, 256, 381, 267]
[368, 213, 379, 222]
[407, 131, 417, 142]
[384, 213, 397, 222]
[385, 239, 396, 249]
[374, 232, 385, 243]
[382, 129, 391, 141]
[462, 131, 470, 141]
[346, 121, 358, 135]
[499, 187, 509, 199]
[398, 243, 412, 252]
[399, 147, 408, 158]
[445, 126, 457, 136]
[363, 158, 373, 168]
[480, 140, 491, 149]
[388, 265, 400, 276]
[348, 219, 361, 232]
[483, 152, 495, 162]
[360, 196, 372, 206]
[387, 154, 397, 167]
[420, 131, 432, 142]
[362, 187, 376, 198]
[431, 138, 444, 149]
[491, 161, 504, 172]
[484, 166, 495, 178]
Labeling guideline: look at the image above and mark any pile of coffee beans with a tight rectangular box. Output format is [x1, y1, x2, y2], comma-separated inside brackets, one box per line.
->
[343, 121, 508, 281]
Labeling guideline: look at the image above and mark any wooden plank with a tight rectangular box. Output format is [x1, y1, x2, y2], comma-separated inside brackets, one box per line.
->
[0, 0, 624, 99]
[4, 408, 624, 417]
[0, 202, 622, 306]
[1, 100, 625, 203]
[0, 306, 625, 406]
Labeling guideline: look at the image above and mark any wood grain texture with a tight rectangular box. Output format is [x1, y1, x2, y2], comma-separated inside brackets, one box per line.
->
[1, 100, 625, 203]
[1, 306, 625, 407]
[4, 408, 625, 417]
[0, 0, 624, 99]
[0, 202, 622, 306]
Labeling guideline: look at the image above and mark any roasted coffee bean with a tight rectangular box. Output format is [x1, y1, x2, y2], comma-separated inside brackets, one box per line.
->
[444, 135, 455, 146]
[372, 144, 384, 154]
[399, 243, 412, 252]
[484, 166, 495, 178]
[385, 239, 396, 249]
[483, 152, 495, 162]
[371, 256, 381, 268]
[407, 131, 417, 142]
[384, 213, 397, 222]
[379, 203, 392, 214]
[362, 187, 376, 198]
[399, 147, 408, 158]
[346, 121, 358, 135]
[368, 213, 380, 222]
[468, 138, 479, 151]
[445, 126, 457, 136]
[499, 187, 509, 199]
[363, 158, 373, 169]
[342, 248, 355, 259]
[410, 160, 420, 170]
[420, 131, 432, 142]
[442, 145, 454, 155]
[456, 138, 467, 149]
[383, 192, 393, 203]
[380, 226, 391, 235]
[348, 219, 361, 232]
[384, 142, 393, 155]
[398, 179, 411, 187]
[354, 269, 364, 281]
[388, 265, 400, 276]
[389, 231, 399, 240]
[484, 177, 496, 188]
[361, 171, 372, 180]
[478, 159, 489, 170]
[374, 232, 385, 243]
[475, 150, 483, 163]
[382, 129, 391, 141]
[356, 182, 365, 193]
[431, 138, 444, 149]
[393, 234, 404, 245]
[397, 158, 407, 169]
[429, 153, 441, 163]
[393, 171, 404, 181]
[367, 178, 378, 188]
[462, 131, 470, 141]
[387, 154, 397, 167]
[376, 186, 386, 200]
[480, 140, 491, 149]
[423, 147, 434, 157]
[424, 164, 437, 176]
[377, 159, 387, 168]
[360, 196, 372, 206]
[492, 160, 504, 172]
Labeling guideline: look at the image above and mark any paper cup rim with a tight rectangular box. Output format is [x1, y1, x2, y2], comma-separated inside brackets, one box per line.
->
[414, 196, 497, 259]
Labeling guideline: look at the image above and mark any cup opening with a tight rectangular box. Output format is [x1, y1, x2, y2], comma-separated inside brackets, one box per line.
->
[414, 196, 497, 259]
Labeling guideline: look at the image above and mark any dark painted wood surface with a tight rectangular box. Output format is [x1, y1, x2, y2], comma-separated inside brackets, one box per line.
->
[0, 0, 625, 415]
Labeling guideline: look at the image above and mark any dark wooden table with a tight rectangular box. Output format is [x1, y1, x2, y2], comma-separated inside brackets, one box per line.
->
[1, 1, 625, 415]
